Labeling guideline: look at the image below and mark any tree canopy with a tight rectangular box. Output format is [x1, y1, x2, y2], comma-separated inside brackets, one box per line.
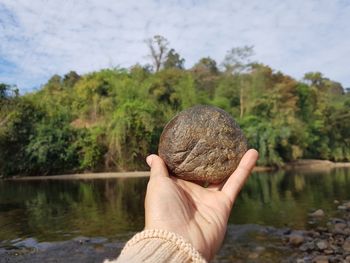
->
[1, 40, 349, 177]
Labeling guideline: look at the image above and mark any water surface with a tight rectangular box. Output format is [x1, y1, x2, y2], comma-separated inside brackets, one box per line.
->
[1, 168, 350, 262]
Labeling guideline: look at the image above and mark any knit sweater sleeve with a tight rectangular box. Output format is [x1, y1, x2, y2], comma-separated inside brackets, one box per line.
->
[104, 229, 207, 263]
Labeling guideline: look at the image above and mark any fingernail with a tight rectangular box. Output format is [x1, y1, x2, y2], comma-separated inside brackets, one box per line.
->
[146, 155, 152, 166]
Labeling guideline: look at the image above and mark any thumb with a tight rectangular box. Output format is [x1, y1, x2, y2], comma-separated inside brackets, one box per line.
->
[146, 154, 169, 179]
[222, 149, 258, 204]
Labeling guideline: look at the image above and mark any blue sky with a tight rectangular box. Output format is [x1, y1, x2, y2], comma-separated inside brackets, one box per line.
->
[0, 0, 349, 92]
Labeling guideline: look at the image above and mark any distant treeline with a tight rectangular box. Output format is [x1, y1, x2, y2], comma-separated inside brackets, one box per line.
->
[1, 38, 349, 177]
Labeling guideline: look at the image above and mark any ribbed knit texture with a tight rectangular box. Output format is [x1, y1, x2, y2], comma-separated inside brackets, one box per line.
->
[104, 229, 207, 263]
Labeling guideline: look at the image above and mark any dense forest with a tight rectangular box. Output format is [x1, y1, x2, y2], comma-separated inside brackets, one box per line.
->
[1, 36, 349, 177]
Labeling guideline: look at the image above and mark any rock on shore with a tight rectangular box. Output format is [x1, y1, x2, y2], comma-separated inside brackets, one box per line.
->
[284, 201, 350, 263]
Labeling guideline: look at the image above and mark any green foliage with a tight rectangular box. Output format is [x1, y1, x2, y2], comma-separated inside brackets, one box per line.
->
[0, 48, 349, 177]
[164, 49, 185, 70]
[75, 127, 107, 171]
[0, 83, 19, 100]
[25, 114, 80, 175]
[0, 97, 43, 176]
[191, 57, 220, 100]
[106, 100, 157, 171]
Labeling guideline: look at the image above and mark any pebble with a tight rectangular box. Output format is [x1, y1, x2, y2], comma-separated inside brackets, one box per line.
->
[344, 202, 350, 210]
[247, 252, 259, 259]
[330, 218, 345, 224]
[323, 249, 333, 255]
[344, 228, 350, 235]
[332, 227, 345, 235]
[309, 209, 325, 217]
[300, 242, 315, 252]
[343, 239, 350, 252]
[308, 230, 321, 238]
[312, 255, 329, 263]
[334, 237, 345, 246]
[317, 227, 328, 233]
[334, 223, 347, 230]
[316, 240, 328, 250]
[254, 246, 266, 253]
[338, 205, 346, 210]
[289, 234, 305, 246]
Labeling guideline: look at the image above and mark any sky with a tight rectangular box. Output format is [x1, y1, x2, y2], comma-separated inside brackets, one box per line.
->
[0, 0, 349, 92]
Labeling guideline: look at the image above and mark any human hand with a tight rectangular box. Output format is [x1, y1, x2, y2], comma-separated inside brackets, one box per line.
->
[144, 149, 258, 261]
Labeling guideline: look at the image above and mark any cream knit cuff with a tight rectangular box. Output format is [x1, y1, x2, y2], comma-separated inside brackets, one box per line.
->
[105, 229, 207, 263]
[122, 229, 206, 262]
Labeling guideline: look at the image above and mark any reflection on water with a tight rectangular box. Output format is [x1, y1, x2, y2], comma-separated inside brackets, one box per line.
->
[0, 168, 350, 247]
[232, 168, 350, 229]
[0, 178, 148, 244]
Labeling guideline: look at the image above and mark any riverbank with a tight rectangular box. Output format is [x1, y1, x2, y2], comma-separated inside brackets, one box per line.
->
[283, 200, 350, 263]
[284, 159, 350, 170]
[7, 171, 149, 180]
[4, 160, 350, 180]
[3, 201, 349, 263]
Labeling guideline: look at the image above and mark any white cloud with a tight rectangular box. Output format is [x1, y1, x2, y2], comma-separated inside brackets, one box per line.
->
[0, 0, 349, 92]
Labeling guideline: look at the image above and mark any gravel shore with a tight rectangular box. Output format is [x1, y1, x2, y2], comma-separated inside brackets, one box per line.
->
[284, 201, 350, 263]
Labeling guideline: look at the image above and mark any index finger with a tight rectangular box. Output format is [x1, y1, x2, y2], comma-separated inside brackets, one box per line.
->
[221, 149, 259, 204]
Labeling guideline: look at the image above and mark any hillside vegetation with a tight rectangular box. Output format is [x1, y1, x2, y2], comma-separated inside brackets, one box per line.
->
[1, 38, 349, 177]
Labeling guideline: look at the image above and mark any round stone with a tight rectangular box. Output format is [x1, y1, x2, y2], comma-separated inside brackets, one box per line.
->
[158, 105, 248, 184]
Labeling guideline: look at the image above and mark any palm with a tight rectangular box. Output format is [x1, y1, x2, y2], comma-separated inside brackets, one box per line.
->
[144, 150, 258, 261]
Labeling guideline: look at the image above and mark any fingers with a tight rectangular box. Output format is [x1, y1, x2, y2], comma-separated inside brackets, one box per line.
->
[221, 149, 259, 204]
[146, 154, 169, 179]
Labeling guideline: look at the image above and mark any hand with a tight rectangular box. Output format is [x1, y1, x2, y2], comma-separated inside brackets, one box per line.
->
[144, 149, 258, 261]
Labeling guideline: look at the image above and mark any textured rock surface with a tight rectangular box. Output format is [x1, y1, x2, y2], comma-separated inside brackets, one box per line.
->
[158, 105, 248, 184]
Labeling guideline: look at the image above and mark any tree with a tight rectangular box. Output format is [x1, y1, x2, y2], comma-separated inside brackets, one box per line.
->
[2, 48, 350, 176]
[0, 99, 43, 176]
[0, 83, 19, 125]
[106, 100, 157, 171]
[146, 35, 169, 72]
[163, 49, 185, 70]
[303, 72, 323, 87]
[191, 57, 220, 100]
[303, 72, 343, 95]
[192, 57, 219, 74]
[25, 114, 80, 175]
[222, 46, 255, 118]
[222, 46, 255, 75]
[46, 75, 63, 91]
[0, 83, 18, 100]
[63, 71, 81, 88]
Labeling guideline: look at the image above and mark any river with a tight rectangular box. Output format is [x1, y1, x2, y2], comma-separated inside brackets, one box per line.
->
[1, 168, 350, 262]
